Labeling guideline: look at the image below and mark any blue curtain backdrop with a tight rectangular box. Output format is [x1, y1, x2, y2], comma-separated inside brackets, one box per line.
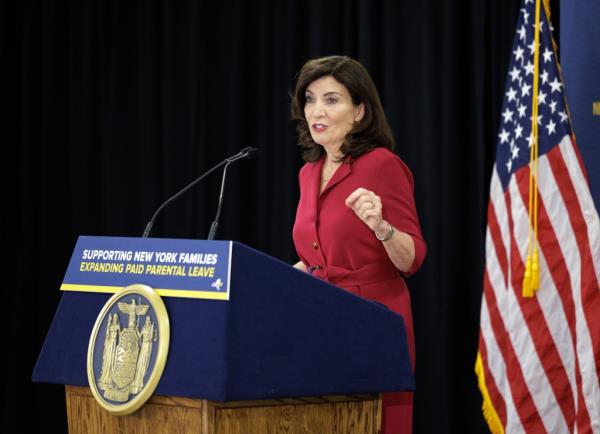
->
[5, 0, 562, 432]
[561, 0, 600, 209]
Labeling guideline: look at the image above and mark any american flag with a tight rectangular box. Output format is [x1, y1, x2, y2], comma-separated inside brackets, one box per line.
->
[476, 0, 600, 432]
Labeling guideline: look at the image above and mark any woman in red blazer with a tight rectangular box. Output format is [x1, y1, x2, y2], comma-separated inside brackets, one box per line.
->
[291, 56, 427, 434]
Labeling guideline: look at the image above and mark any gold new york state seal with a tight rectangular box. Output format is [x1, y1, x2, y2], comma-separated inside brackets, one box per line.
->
[87, 284, 170, 415]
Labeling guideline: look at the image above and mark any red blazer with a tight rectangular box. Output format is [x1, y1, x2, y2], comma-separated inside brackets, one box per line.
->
[293, 147, 426, 365]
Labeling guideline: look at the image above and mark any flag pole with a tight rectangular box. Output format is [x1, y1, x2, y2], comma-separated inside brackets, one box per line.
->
[522, 0, 543, 297]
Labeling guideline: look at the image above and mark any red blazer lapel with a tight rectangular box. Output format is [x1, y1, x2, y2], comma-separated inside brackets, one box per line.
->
[320, 159, 351, 197]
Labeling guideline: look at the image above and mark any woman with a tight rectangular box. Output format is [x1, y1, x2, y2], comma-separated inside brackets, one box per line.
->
[291, 55, 426, 434]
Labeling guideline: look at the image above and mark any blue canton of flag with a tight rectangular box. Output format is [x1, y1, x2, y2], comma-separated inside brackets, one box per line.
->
[496, 0, 570, 189]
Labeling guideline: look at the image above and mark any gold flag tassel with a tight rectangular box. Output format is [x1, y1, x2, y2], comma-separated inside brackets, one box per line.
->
[531, 248, 540, 290]
[475, 353, 505, 434]
[523, 254, 533, 297]
[522, 0, 542, 298]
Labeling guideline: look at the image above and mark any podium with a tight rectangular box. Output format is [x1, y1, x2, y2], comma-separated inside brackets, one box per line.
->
[33, 237, 414, 433]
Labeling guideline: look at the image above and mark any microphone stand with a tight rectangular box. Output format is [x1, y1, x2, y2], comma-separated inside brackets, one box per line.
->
[142, 147, 257, 238]
[207, 148, 256, 240]
[206, 163, 230, 240]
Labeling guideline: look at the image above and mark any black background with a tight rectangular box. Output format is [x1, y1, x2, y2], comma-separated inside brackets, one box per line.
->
[6, 0, 560, 432]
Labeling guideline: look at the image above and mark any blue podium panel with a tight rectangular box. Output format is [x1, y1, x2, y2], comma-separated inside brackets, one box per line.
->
[33, 238, 413, 401]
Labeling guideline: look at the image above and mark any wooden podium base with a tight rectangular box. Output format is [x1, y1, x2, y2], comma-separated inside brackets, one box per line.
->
[65, 385, 382, 434]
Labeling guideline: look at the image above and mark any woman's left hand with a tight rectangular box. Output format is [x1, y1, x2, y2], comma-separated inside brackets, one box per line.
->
[346, 187, 415, 271]
[345, 187, 387, 233]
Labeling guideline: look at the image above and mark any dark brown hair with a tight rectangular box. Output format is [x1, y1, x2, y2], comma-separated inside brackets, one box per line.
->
[291, 55, 395, 162]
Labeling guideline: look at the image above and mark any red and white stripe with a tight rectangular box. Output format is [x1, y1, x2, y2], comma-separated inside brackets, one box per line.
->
[479, 134, 600, 433]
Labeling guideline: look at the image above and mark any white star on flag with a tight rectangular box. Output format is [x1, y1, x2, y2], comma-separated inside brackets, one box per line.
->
[542, 47, 553, 63]
[538, 90, 547, 105]
[502, 108, 514, 123]
[509, 67, 521, 82]
[549, 77, 562, 93]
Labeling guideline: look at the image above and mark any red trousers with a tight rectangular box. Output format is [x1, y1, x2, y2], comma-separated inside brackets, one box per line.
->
[382, 391, 413, 434]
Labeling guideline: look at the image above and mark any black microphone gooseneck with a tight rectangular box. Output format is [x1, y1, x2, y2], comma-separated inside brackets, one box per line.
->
[142, 147, 257, 238]
[207, 147, 258, 240]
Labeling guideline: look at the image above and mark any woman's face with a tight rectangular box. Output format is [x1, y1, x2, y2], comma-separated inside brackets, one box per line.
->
[304, 75, 364, 151]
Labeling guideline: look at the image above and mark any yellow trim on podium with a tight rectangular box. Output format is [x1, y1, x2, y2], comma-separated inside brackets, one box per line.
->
[61, 283, 229, 300]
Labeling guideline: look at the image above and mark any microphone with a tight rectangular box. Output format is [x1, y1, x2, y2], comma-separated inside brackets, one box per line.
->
[207, 147, 258, 240]
[142, 147, 258, 238]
